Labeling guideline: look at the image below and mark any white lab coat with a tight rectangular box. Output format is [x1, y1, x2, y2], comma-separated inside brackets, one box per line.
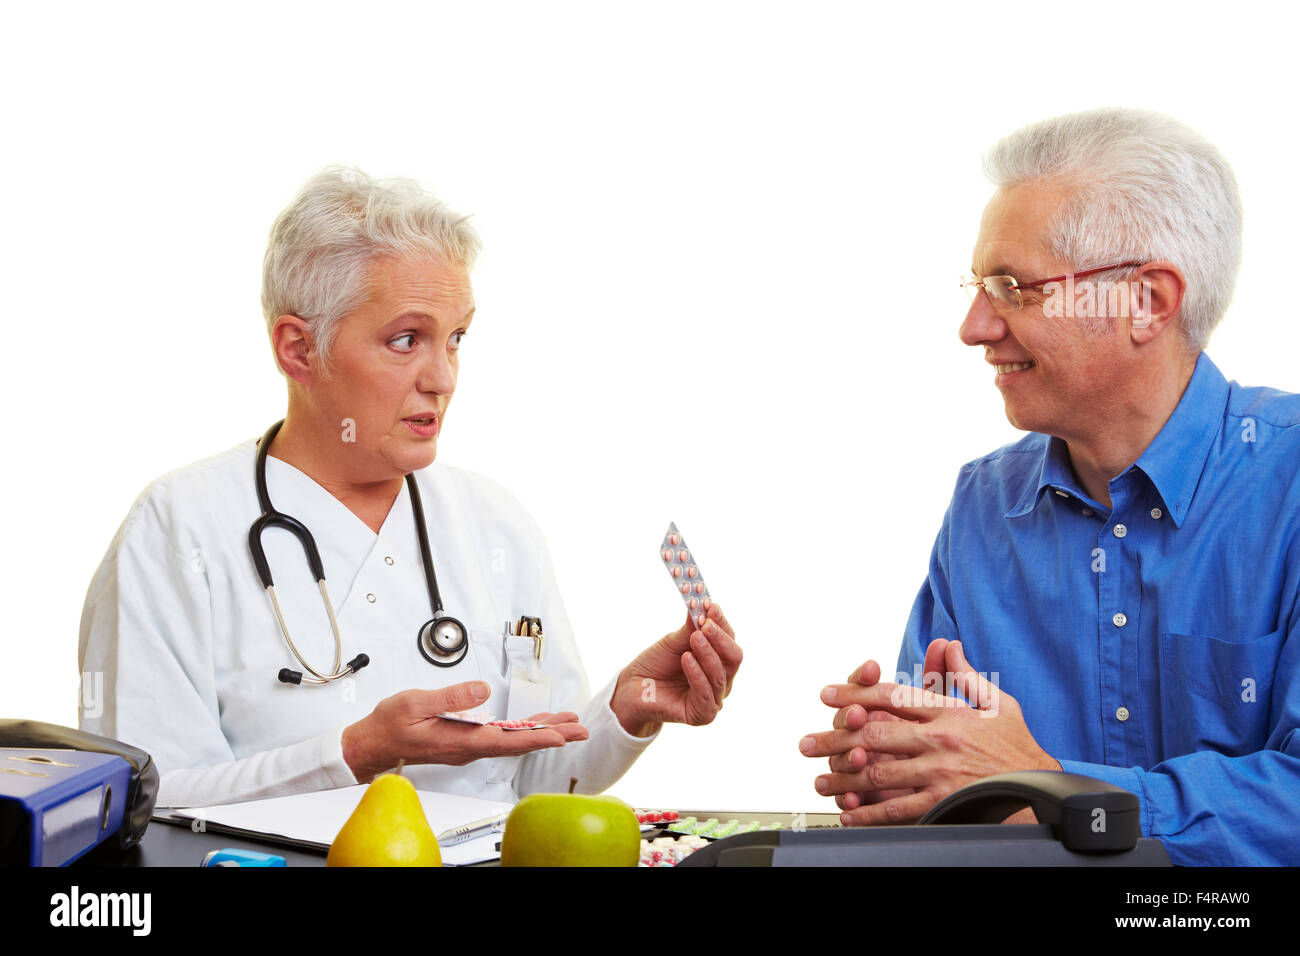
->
[78, 438, 656, 808]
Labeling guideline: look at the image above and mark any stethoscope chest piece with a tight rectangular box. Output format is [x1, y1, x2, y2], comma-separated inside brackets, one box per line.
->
[418, 615, 469, 667]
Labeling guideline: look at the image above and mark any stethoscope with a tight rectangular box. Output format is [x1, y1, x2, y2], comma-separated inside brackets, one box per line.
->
[249, 420, 469, 685]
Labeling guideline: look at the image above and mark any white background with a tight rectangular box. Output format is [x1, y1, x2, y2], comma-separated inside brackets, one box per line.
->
[4, 0, 1298, 815]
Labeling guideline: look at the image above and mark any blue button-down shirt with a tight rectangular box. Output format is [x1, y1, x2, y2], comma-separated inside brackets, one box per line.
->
[897, 351, 1300, 865]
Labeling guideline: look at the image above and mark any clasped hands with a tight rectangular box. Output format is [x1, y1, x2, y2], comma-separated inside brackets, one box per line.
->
[799, 638, 1060, 825]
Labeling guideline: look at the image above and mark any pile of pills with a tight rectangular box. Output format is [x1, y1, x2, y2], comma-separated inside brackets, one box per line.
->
[640, 835, 709, 867]
[660, 523, 712, 627]
[633, 809, 788, 865]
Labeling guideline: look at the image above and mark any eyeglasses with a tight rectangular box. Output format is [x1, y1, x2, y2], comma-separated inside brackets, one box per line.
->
[960, 261, 1146, 311]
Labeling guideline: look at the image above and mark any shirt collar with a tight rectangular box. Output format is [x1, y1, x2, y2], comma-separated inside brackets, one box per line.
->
[1128, 350, 1230, 527]
[1005, 351, 1230, 527]
[1005, 433, 1083, 519]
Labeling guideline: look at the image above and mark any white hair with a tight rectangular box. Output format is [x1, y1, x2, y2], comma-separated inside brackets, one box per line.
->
[984, 108, 1242, 351]
[261, 165, 481, 368]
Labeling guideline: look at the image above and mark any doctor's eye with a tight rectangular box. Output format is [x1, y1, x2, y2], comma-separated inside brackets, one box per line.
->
[391, 333, 418, 352]
[449, 330, 467, 351]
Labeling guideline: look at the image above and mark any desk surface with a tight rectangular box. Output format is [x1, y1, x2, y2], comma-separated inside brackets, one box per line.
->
[101, 809, 844, 867]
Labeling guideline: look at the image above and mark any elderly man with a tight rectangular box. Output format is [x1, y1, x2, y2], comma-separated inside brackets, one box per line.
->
[800, 108, 1300, 866]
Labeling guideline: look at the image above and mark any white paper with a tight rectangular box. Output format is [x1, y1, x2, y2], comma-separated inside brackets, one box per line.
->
[175, 785, 514, 865]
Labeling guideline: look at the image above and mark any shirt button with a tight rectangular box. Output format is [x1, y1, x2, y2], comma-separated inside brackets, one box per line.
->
[1150, 508, 1162, 520]
[1082, 508, 1093, 516]
[385, 556, 395, 565]
[1112, 612, 1128, 627]
[366, 593, 377, 604]
[1113, 524, 1128, 538]
[1115, 706, 1130, 722]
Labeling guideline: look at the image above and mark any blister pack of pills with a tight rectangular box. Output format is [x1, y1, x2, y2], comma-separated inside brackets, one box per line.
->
[660, 522, 712, 627]
[665, 815, 784, 839]
[435, 710, 545, 730]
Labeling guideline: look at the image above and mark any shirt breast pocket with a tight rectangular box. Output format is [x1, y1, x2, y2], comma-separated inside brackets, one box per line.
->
[1158, 627, 1285, 756]
[467, 626, 523, 787]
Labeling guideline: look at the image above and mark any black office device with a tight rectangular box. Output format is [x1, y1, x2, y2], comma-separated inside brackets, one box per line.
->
[678, 771, 1171, 866]
[0, 720, 158, 864]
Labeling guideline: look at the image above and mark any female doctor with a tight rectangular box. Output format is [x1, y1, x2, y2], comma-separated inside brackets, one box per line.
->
[78, 167, 741, 808]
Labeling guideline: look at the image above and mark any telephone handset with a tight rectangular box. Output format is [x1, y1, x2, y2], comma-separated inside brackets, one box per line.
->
[918, 770, 1141, 852]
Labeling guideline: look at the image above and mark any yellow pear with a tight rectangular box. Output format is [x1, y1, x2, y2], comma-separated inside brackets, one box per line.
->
[327, 773, 442, 867]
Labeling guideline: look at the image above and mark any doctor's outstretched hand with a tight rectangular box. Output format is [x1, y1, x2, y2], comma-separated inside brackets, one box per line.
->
[609, 602, 741, 737]
[341, 681, 588, 784]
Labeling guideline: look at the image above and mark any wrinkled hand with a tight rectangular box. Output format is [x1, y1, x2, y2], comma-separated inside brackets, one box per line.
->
[802, 639, 955, 809]
[801, 640, 1059, 825]
[610, 603, 741, 736]
[803, 658, 918, 811]
[342, 680, 589, 782]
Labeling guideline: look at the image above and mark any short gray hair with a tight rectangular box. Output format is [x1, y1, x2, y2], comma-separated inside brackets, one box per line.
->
[261, 165, 481, 368]
[984, 108, 1242, 351]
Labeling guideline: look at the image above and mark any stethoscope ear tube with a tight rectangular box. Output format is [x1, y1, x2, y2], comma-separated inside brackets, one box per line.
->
[249, 511, 327, 588]
[255, 420, 360, 686]
[251, 421, 327, 588]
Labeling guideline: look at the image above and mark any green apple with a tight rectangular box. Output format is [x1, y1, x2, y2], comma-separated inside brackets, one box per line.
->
[500, 793, 640, 867]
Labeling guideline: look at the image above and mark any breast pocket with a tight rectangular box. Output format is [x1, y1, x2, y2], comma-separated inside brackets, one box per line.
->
[466, 626, 522, 787]
[1158, 627, 1285, 756]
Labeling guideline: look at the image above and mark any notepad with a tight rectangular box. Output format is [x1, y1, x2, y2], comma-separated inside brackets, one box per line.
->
[172, 785, 514, 865]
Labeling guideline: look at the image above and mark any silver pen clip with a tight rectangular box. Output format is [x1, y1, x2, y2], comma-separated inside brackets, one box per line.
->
[436, 812, 510, 847]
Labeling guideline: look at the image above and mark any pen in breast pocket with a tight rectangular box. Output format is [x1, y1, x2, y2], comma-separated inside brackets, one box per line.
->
[508, 615, 545, 662]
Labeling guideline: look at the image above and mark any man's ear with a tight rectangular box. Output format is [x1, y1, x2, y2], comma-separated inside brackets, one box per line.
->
[1128, 261, 1185, 344]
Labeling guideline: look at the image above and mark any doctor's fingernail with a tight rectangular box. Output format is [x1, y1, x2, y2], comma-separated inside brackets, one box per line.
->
[821, 686, 837, 702]
[815, 776, 830, 794]
[799, 736, 816, 754]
